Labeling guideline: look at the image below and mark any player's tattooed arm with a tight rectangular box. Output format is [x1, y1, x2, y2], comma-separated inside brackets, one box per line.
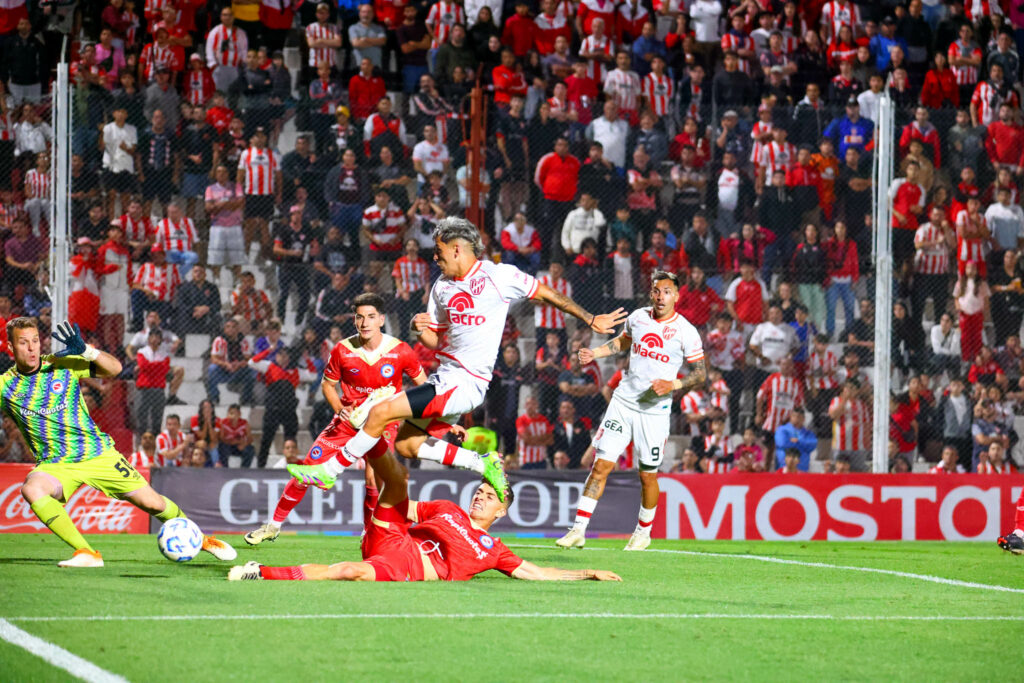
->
[511, 560, 623, 581]
[534, 283, 628, 334]
[652, 358, 707, 396]
[579, 335, 630, 363]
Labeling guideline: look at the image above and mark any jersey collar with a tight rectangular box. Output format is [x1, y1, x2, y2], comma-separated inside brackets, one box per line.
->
[454, 260, 482, 282]
[650, 309, 678, 324]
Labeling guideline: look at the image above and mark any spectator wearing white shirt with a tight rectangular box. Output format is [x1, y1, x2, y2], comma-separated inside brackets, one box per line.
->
[13, 102, 51, 158]
[984, 185, 1024, 257]
[749, 304, 798, 391]
[561, 192, 607, 259]
[100, 106, 138, 220]
[856, 74, 885, 123]
[411, 124, 450, 186]
[929, 312, 962, 376]
[585, 99, 630, 168]
[716, 150, 742, 236]
[205, 7, 248, 92]
[690, 0, 723, 63]
[500, 212, 542, 274]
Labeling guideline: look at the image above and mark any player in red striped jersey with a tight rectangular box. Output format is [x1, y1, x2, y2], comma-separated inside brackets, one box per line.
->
[128, 431, 158, 469]
[156, 414, 189, 467]
[559, 271, 706, 551]
[244, 293, 427, 545]
[756, 356, 804, 436]
[516, 396, 554, 468]
[827, 378, 870, 471]
[237, 128, 281, 261]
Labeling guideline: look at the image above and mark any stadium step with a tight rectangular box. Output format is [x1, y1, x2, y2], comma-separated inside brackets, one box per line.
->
[184, 334, 211, 357]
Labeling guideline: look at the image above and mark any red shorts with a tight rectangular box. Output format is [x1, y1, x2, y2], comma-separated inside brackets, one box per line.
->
[362, 503, 425, 582]
[303, 416, 400, 465]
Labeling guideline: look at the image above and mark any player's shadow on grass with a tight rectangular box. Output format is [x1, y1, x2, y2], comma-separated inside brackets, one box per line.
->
[0, 558, 61, 565]
[119, 573, 169, 579]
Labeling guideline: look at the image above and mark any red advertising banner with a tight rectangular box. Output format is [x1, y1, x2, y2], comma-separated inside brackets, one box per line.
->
[652, 474, 1024, 541]
[0, 464, 150, 534]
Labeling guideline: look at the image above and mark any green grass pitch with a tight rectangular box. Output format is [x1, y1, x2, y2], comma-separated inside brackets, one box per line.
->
[1, 534, 1022, 681]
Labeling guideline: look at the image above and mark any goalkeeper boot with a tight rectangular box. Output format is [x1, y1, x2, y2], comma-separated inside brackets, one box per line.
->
[481, 452, 510, 503]
[228, 561, 264, 581]
[57, 548, 104, 568]
[244, 523, 280, 546]
[202, 535, 238, 561]
[287, 463, 337, 490]
[997, 531, 1024, 555]
[624, 531, 652, 551]
[556, 527, 586, 549]
[349, 385, 397, 429]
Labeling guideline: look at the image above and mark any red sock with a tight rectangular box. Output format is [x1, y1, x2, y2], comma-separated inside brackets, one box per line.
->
[366, 438, 388, 461]
[272, 480, 308, 524]
[1014, 488, 1024, 532]
[363, 486, 379, 531]
[260, 565, 306, 580]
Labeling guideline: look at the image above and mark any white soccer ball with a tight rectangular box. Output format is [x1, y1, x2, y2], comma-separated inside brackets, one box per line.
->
[157, 517, 204, 562]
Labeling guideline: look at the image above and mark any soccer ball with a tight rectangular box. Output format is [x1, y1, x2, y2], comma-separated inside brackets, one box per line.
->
[157, 517, 204, 562]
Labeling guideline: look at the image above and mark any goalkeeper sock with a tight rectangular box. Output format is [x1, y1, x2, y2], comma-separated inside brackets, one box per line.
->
[336, 429, 381, 470]
[260, 565, 306, 580]
[30, 497, 92, 551]
[634, 505, 656, 535]
[272, 480, 308, 525]
[571, 495, 598, 532]
[155, 496, 185, 523]
[416, 438, 484, 473]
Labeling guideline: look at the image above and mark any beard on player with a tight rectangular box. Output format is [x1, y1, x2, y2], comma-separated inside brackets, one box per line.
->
[649, 271, 680, 319]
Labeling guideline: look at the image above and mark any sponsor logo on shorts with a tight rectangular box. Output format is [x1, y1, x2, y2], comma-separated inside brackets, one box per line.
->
[478, 534, 494, 549]
[380, 364, 395, 378]
[603, 419, 622, 432]
[50, 380, 65, 394]
[309, 446, 323, 460]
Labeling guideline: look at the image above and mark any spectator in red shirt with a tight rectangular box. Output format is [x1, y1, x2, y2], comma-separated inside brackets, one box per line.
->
[639, 229, 680, 283]
[492, 47, 529, 107]
[501, 1, 537, 58]
[920, 51, 958, 109]
[135, 328, 170, 436]
[534, 137, 581, 252]
[217, 403, 255, 467]
[675, 264, 724, 328]
[349, 57, 386, 121]
[899, 106, 942, 168]
[725, 260, 769, 330]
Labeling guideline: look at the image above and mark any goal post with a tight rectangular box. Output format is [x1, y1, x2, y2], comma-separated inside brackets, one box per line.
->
[48, 55, 71, 334]
[870, 93, 895, 473]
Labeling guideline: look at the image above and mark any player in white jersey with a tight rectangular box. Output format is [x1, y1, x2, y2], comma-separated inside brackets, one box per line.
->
[557, 271, 706, 551]
[287, 218, 627, 501]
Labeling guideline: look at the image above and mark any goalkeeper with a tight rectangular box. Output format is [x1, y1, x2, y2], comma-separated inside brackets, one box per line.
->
[2, 317, 237, 567]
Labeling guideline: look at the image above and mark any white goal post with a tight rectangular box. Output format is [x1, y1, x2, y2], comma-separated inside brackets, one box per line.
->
[871, 93, 895, 473]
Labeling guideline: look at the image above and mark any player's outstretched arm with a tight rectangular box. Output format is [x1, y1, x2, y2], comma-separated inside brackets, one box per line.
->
[579, 334, 630, 364]
[51, 321, 122, 377]
[533, 283, 628, 335]
[511, 560, 622, 581]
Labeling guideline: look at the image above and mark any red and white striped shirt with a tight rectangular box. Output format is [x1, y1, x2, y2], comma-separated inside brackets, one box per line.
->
[362, 201, 405, 252]
[517, 412, 553, 465]
[749, 120, 773, 164]
[964, 0, 1002, 21]
[578, 0, 616, 34]
[183, 68, 215, 106]
[392, 255, 430, 293]
[121, 214, 155, 243]
[757, 372, 804, 431]
[238, 146, 279, 195]
[706, 328, 745, 371]
[231, 287, 271, 322]
[534, 274, 572, 329]
[705, 459, 730, 473]
[976, 461, 1017, 474]
[426, 1, 465, 49]
[807, 349, 839, 390]
[709, 377, 729, 413]
[156, 430, 185, 465]
[948, 40, 982, 86]
[971, 81, 1019, 126]
[24, 168, 49, 200]
[305, 21, 340, 67]
[133, 262, 180, 302]
[820, 0, 860, 40]
[580, 34, 614, 81]
[914, 222, 950, 275]
[721, 33, 755, 74]
[140, 42, 178, 81]
[211, 335, 252, 358]
[206, 24, 247, 68]
[642, 72, 674, 117]
[128, 449, 156, 468]
[703, 432, 731, 460]
[0, 111, 15, 141]
[756, 140, 796, 179]
[154, 217, 197, 252]
[929, 463, 965, 473]
[604, 69, 641, 114]
[829, 396, 870, 451]
[955, 210, 988, 268]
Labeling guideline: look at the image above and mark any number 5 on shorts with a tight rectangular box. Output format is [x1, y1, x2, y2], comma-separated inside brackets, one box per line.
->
[114, 458, 135, 478]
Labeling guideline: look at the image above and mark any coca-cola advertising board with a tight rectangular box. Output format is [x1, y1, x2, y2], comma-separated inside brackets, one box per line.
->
[144, 469, 1023, 541]
[0, 464, 150, 534]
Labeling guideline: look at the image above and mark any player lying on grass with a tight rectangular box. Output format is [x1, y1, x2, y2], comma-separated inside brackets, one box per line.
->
[286, 218, 627, 502]
[557, 271, 707, 551]
[998, 488, 1024, 555]
[230, 450, 621, 582]
[2, 318, 236, 567]
[245, 293, 427, 545]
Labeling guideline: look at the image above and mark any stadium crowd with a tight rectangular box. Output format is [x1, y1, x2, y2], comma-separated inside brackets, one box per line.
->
[0, 0, 1022, 476]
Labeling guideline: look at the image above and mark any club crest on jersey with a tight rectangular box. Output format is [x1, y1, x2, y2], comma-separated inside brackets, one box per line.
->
[380, 363, 395, 378]
[309, 446, 323, 460]
[478, 534, 494, 549]
[49, 380, 65, 394]
[663, 327, 676, 340]
[470, 277, 485, 296]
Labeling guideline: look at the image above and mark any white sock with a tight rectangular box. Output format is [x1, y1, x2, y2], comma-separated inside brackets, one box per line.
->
[635, 505, 656, 535]
[1013, 529, 1023, 538]
[572, 495, 598, 531]
[266, 521, 281, 531]
[416, 437, 484, 473]
[335, 429, 379, 470]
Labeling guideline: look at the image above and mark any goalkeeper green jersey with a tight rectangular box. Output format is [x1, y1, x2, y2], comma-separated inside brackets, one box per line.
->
[0, 355, 115, 464]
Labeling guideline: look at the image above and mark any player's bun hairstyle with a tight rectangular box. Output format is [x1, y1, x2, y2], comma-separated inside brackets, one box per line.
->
[433, 217, 484, 257]
[6, 316, 38, 340]
[651, 270, 680, 288]
[352, 292, 386, 314]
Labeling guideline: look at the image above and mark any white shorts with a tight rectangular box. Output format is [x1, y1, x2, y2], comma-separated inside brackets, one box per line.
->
[406, 364, 488, 437]
[207, 225, 246, 266]
[592, 396, 669, 471]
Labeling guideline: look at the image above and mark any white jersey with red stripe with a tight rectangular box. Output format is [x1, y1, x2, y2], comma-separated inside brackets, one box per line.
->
[517, 412, 553, 465]
[615, 308, 704, 415]
[128, 449, 154, 468]
[305, 21, 339, 67]
[641, 72, 673, 117]
[757, 140, 796, 178]
[807, 349, 839, 390]
[426, 1, 465, 49]
[914, 222, 950, 275]
[427, 260, 539, 386]
[603, 68, 641, 113]
[829, 395, 870, 451]
[238, 146, 279, 195]
[534, 274, 571, 329]
[820, 0, 860, 39]
[154, 217, 197, 252]
[155, 430, 185, 465]
[25, 169, 50, 199]
[580, 34, 614, 81]
[976, 461, 1017, 474]
[949, 40, 982, 85]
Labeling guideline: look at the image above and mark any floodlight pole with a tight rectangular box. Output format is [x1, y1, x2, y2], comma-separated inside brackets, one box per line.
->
[871, 93, 894, 473]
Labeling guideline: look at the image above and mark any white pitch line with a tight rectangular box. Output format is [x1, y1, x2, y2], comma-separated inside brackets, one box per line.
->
[0, 618, 129, 683]
[507, 544, 1024, 594]
[3, 614, 1024, 623]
